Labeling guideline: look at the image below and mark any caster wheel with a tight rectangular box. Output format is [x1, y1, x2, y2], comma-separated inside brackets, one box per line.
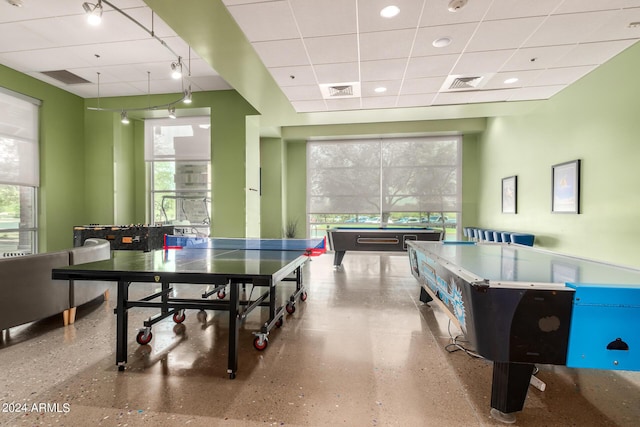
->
[253, 336, 268, 351]
[118, 365, 125, 372]
[229, 372, 236, 379]
[217, 290, 226, 299]
[300, 291, 308, 301]
[286, 303, 296, 314]
[275, 317, 283, 328]
[173, 311, 186, 323]
[136, 330, 153, 345]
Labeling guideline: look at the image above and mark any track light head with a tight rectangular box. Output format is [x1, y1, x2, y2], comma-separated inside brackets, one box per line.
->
[183, 87, 192, 104]
[168, 106, 176, 119]
[83, 1, 103, 26]
[170, 61, 182, 80]
[120, 111, 129, 124]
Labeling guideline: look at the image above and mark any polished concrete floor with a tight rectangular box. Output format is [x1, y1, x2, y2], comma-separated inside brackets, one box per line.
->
[1, 251, 639, 426]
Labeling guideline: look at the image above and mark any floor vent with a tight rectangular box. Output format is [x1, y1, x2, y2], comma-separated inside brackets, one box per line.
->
[40, 70, 91, 85]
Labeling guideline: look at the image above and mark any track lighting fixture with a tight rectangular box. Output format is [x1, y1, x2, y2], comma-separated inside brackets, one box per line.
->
[82, 1, 103, 26]
[171, 60, 183, 80]
[82, 2, 193, 115]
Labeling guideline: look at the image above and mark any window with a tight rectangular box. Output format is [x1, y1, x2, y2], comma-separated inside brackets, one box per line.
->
[145, 117, 211, 237]
[0, 88, 39, 256]
[307, 136, 461, 239]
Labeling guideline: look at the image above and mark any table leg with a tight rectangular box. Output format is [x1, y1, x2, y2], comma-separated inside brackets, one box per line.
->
[227, 282, 240, 379]
[333, 251, 345, 267]
[490, 361, 535, 422]
[116, 280, 129, 371]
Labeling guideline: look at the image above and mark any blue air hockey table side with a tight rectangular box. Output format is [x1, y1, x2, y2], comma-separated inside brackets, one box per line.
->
[407, 240, 640, 420]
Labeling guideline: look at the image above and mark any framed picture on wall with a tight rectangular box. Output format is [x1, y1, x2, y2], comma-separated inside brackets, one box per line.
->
[502, 175, 517, 214]
[552, 160, 581, 213]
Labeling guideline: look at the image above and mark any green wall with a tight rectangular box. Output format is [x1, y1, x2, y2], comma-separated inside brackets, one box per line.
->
[1, 65, 86, 251]
[260, 137, 286, 238]
[80, 90, 257, 237]
[476, 42, 640, 267]
[285, 141, 307, 238]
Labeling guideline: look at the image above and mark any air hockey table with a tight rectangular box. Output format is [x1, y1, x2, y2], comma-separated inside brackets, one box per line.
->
[327, 226, 443, 266]
[407, 241, 640, 423]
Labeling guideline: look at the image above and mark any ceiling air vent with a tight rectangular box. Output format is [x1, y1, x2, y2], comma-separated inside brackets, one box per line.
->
[440, 74, 493, 92]
[319, 82, 361, 99]
[40, 70, 91, 85]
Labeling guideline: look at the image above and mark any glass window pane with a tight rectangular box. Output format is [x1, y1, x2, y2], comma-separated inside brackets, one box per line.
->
[0, 231, 35, 256]
[307, 136, 461, 233]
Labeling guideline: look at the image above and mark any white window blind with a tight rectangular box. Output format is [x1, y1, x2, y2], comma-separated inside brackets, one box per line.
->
[0, 90, 40, 187]
[144, 116, 211, 161]
[308, 136, 461, 214]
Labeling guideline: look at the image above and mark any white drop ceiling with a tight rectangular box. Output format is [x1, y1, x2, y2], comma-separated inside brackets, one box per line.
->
[1, 0, 640, 116]
[223, 0, 640, 112]
[0, 0, 231, 98]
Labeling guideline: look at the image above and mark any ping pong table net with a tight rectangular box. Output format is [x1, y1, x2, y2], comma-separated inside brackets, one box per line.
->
[163, 235, 326, 257]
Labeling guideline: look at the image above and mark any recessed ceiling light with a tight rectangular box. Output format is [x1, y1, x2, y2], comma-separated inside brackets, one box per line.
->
[432, 37, 452, 48]
[504, 77, 519, 84]
[374, 87, 387, 93]
[380, 5, 400, 18]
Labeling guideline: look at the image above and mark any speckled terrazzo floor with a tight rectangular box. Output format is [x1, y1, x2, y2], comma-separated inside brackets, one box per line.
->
[1, 251, 639, 426]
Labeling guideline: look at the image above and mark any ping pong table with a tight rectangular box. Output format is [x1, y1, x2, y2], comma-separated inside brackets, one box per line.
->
[52, 236, 325, 379]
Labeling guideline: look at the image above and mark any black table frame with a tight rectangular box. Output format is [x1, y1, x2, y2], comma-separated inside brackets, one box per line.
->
[53, 254, 308, 379]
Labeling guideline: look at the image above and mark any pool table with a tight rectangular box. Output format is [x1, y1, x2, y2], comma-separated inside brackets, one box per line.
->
[327, 226, 443, 266]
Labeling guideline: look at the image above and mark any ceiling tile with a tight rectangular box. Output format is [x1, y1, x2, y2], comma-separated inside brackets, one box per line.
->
[532, 66, 596, 86]
[325, 97, 362, 110]
[361, 80, 402, 97]
[583, 8, 640, 42]
[554, 40, 637, 68]
[361, 96, 399, 109]
[431, 91, 473, 106]
[281, 84, 323, 101]
[291, 99, 328, 112]
[470, 89, 519, 103]
[499, 45, 576, 72]
[555, 0, 640, 13]
[508, 85, 565, 101]
[483, 0, 560, 20]
[451, 50, 515, 75]
[466, 17, 546, 52]
[483, 70, 543, 90]
[305, 34, 358, 64]
[412, 23, 478, 57]
[313, 62, 360, 84]
[361, 58, 408, 81]
[358, 0, 425, 33]
[524, 10, 619, 47]
[420, 0, 491, 27]
[396, 93, 436, 107]
[269, 65, 318, 86]
[227, 1, 299, 42]
[290, 0, 356, 37]
[400, 77, 444, 95]
[359, 29, 416, 61]
[404, 54, 459, 79]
